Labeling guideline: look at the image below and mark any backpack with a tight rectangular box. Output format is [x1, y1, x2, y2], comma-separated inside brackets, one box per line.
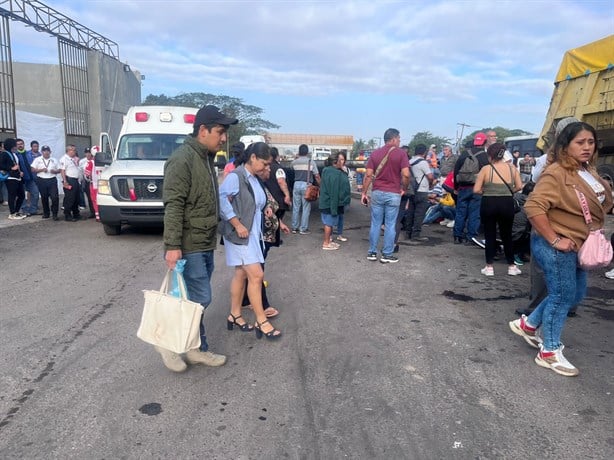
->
[456, 151, 481, 184]
[409, 158, 427, 193]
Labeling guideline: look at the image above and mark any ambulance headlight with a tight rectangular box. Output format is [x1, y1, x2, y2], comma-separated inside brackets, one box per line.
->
[98, 179, 111, 195]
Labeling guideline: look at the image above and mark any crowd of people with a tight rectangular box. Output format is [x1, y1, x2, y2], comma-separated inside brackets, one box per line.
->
[5, 105, 612, 380]
[0, 138, 99, 222]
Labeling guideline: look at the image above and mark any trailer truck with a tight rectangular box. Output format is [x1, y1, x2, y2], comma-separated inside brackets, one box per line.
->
[536, 34, 614, 190]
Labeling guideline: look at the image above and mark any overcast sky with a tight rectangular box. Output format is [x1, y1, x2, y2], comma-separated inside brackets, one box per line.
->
[8, 0, 614, 145]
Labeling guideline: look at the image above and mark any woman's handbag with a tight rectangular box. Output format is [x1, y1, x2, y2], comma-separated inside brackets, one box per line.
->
[575, 188, 613, 270]
[137, 269, 204, 353]
[304, 159, 320, 201]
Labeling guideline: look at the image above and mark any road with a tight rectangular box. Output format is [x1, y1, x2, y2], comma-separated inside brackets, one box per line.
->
[1, 201, 613, 459]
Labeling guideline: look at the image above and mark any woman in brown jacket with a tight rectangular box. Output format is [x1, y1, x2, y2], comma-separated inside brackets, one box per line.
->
[509, 122, 613, 377]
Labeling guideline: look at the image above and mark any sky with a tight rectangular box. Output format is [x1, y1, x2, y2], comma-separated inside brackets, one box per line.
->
[6, 0, 614, 146]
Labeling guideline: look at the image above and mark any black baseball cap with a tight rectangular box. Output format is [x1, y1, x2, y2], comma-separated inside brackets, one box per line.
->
[84, 147, 91, 153]
[193, 105, 238, 129]
[41, 145, 51, 151]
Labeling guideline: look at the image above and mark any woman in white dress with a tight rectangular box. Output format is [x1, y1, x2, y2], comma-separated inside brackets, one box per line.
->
[219, 142, 282, 340]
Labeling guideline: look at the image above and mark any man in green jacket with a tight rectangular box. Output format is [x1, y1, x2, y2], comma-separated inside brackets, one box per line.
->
[160, 105, 237, 372]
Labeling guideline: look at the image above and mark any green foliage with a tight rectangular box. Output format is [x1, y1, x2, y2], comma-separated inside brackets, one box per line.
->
[460, 127, 532, 147]
[407, 131, 452, 153]
[351, 138, 379, 158]
[142, 92, 280, 145]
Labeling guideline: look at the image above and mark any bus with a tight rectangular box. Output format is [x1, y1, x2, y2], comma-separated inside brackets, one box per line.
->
[504, 135, 540, 157]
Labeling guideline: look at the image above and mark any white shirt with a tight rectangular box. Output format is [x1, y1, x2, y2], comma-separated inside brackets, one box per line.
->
[411, 157, 432, 193]
[60, 154, 81, 178]
[31, 156, 60, 179]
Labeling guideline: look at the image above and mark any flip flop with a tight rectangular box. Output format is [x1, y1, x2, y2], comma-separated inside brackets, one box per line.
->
[264, 307, 279, 318]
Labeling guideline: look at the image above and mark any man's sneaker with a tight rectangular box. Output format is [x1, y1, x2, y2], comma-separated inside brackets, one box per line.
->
[185, 349, 227, 367]
[380, 255, 399, 264]
[366, 252, 378, 261]
[336, 235, 348, 242]
[605, 268, 614, 279]
[480, 266, 494, 276]
[299, 229, 311, 235]
[534, 345, 578, 377]
[509, 314, 541, 348]
[154, 346, 187, 372]
[514, 255, 524, 266]
[446, 220, 455, 228]
[508, 265, 522, 276]
[471, 237, 486, 248]
[439, 219, 452, 226]
[7, 213, 18, 220]
[291, 228, 298, 234]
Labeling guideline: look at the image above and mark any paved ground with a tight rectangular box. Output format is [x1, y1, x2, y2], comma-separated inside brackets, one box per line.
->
[0, 199, 613, 459]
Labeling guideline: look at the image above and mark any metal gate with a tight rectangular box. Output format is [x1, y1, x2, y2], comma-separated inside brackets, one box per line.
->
[58, 37, 89, 138]
[0, 14, 15, 134]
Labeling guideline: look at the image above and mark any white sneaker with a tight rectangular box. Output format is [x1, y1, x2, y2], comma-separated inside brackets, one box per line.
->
[508, 265, 522, 276]
[439, 219, 451, 226]
[446, 220, 455, 228]
[605, 268, 614, 279]
[535, 345, 578, 377]
[8, 213, 17, 220]
[481, 266, 494, 276]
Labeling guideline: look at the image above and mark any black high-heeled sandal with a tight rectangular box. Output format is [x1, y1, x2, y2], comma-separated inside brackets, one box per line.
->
[227, 313, 253, 332]
[254, 319, 282, 340]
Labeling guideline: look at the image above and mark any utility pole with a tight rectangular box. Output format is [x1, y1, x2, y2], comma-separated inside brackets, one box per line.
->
[456, 123, 473, 153]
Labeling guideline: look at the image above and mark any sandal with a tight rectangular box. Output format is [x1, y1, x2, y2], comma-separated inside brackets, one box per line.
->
[254, 319, 282, 340]
[227, 313, 253, 332]
[264, 307, 279, 318]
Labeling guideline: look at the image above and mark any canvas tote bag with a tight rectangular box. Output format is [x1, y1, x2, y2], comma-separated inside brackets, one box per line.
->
[137, 269, 204, 353]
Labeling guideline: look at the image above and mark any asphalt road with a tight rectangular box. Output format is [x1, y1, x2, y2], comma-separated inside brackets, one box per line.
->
[1, 201, 613, 459]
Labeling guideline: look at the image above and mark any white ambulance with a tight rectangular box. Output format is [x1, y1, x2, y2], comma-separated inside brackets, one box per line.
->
[96, 106, 197, 235]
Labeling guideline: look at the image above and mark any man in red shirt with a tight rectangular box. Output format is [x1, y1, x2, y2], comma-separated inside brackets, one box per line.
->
[361, 128, 410, 263]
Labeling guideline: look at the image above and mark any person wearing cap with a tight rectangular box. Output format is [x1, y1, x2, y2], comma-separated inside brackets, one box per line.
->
[452, 133, 489, 245]
[160, 104, 238, 372]
[59, 144, 82, 222]
[30, 145, 61, 220]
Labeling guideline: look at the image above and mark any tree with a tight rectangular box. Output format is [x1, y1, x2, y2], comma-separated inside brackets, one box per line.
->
[461, 126, 532, 148]
[406, 131, 452, 152]
[142, 92, 280, 145]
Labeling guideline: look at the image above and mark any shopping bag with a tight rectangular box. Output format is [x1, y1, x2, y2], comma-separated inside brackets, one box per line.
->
[137, 268, 203, 354]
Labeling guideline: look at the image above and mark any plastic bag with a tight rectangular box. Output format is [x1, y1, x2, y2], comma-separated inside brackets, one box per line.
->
[169, 259, 186, 298]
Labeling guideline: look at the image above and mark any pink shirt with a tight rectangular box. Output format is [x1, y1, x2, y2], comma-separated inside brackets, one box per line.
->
[366, 145, 409, 194]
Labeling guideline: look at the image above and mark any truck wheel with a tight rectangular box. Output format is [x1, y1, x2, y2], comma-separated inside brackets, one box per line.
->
[103, 223, 121, 235]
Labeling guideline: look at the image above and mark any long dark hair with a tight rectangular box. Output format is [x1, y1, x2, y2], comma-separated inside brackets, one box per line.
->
[548, 121, 598, 173]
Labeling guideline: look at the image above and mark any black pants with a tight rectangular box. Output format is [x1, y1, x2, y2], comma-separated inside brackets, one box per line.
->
[37, 177, 59, 217]
[82, 180, 94, 216]
[480, 195, 514, 264]
[63, 177, 81, 218]
[6, 179, 25, 214]
[405, 191, 429, 238]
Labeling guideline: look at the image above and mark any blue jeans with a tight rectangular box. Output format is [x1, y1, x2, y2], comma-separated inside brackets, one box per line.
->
[453, 187, 481, 239]
[182, 251, 215, 351]
[369, 190, 401, 256]
[21, 179, 40, 214]
[423, 204, 455, 224]
[291, 181, 311, 231]
[527, 234, 587, 351]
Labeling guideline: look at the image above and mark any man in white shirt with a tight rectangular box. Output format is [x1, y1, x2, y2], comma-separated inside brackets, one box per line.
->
[59, 144, 82, 221]
[406, 144, 434, 242]
[31, 145, 61, 220]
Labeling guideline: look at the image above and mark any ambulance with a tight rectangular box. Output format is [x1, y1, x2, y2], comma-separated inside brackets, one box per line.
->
[96, 106, 197, 235]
